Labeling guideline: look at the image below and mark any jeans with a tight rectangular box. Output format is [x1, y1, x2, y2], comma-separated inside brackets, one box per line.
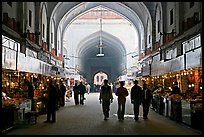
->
[117, 102, 126, 119]
[102, 100, 110, 118]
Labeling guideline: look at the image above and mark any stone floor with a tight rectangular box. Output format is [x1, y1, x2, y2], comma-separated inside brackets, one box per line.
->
[5, 93, 202, 135]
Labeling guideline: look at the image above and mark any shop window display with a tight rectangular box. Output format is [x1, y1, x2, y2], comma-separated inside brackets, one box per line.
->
[2, 69, 63, 131]
[144, 67, 202, 131]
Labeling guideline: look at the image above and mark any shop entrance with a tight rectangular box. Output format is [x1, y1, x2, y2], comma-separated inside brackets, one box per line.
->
[92, 71, 108, 92]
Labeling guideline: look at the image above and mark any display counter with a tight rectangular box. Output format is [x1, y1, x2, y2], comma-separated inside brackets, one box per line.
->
[181, 99, 202, 131]
[4, 98, 32, 123]
[2, 106, 19, 133]
[181, 99, 191, 125]
[170, 98, 182, 122]
[157, 96, 164, 115]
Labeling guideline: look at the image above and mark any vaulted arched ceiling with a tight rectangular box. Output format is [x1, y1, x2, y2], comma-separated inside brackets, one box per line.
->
[47, 2, 156, 82]
[76, 31, 126, 80]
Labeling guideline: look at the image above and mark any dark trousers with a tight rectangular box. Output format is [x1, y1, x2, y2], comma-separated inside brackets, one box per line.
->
[80, 94, 84, 105]
[142, 101, 150, 118]
[47, 108, 56, 122]
[31, 99, 35, 111]
[133, 102, 141, 119]
[61, 94, 65, 107]
[74, 93, 79, 105]
[102, 100, 110, 118]
[117, 102, 126, 119]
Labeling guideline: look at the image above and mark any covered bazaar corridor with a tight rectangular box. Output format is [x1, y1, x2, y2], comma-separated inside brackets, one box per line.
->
[2, 2, 202, 135]
[5, 93, 202, 135]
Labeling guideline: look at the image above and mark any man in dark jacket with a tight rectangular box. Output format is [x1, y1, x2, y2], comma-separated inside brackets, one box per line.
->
[115, 81, 129, 120]
[141, 83, 153, 119]
[44, 79, 58, 123]
[99, 79, 113, 120]
[59, 81, 67, 107]
[130, 80, 143, 121]
[73, 83, 79, 105]
[78, 81, 86, 105]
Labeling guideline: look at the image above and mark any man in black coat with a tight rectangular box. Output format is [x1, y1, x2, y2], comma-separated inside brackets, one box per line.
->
[44, 79, 58, 123]
[78, 81, 86, 105]
[59, 81, 67, 107]
[130, 80, 143, 121]
[99, 79, 113, 120]
[73, 83, 79, 105]
[141, 83, 153, 119]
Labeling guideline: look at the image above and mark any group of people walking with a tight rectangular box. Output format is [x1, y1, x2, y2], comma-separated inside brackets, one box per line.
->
[73, 81, 87, 105]
[99, 79, 153, 121]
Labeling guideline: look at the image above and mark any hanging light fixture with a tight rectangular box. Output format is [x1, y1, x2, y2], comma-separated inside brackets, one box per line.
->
[96, 6, 105, 57]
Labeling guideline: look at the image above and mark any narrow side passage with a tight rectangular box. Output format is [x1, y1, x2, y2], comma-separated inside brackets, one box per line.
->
[6, 93, 202, 135]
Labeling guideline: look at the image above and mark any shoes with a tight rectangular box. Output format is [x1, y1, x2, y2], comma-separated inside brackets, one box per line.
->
[134, 117, 138, 121]
[104, 116, 108, 120]
[44, 120, 56, 123]
[118, 117, 124, 120]
[143, 117, 148, 120]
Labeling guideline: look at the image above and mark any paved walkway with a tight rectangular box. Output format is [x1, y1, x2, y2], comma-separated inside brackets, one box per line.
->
[5, 93, 202, 135]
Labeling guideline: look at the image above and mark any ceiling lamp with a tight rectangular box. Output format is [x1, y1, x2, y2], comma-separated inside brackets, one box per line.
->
[96, 6, 105, 57]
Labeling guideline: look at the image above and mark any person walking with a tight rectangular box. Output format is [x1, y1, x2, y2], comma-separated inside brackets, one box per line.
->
[130, 80, 143, 121]
[99, 79, 113, 120]
[44, 79, 58, 123]
[73, 83, 79, 105]
[59, 80, 67, 107]
[78, 81, 86, 105]
[115, 81, 129, 120]
[141, 83, 153, 119]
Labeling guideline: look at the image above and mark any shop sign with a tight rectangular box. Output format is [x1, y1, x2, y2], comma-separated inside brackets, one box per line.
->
[142, 64, 150, 76]
[151, 57, 165, 76]
[186, 47, 202, 69]
[2, 46, 17, 70]
[151, 62, 165, 76]
[17, 52, 41, 74]
[40, 61, 52, 75]
[164, 55, 184, 73]
[26, 48, 37, 58]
